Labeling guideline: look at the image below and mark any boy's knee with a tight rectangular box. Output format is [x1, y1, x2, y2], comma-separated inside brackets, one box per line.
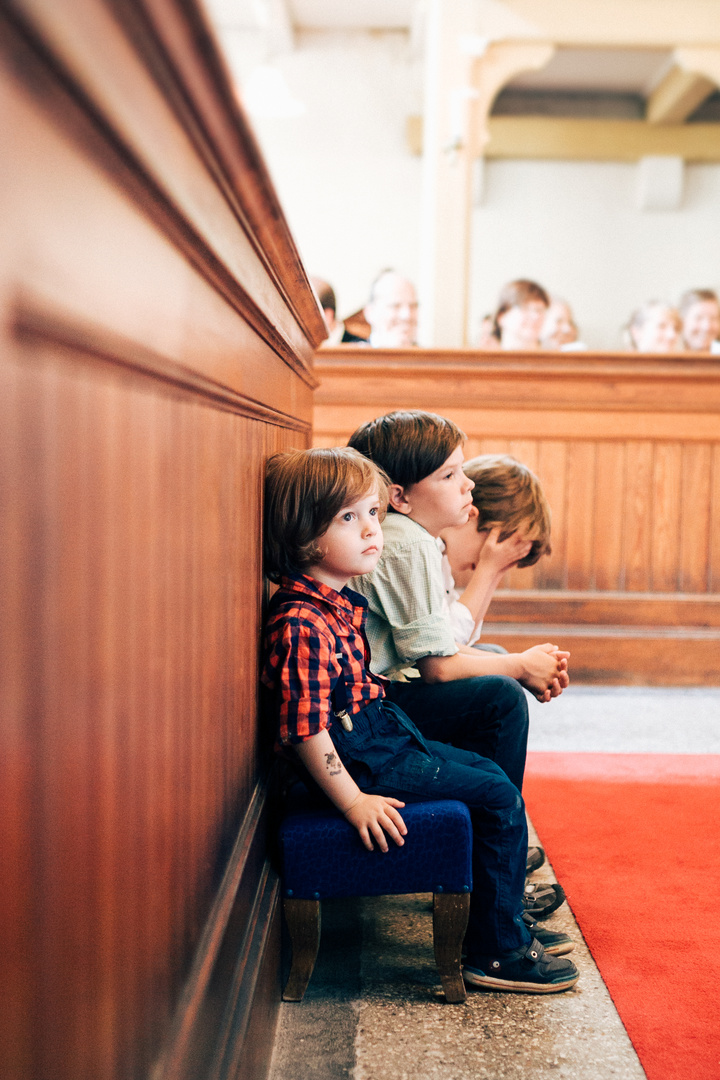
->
[466, 674, 528, 721]
[494, 674, 528, 710]
[474, 772, 525, 818]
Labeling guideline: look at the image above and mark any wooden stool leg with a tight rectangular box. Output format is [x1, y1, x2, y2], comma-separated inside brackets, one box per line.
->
[282, 898, 321, 1001]
[433, 893, 470, 1003]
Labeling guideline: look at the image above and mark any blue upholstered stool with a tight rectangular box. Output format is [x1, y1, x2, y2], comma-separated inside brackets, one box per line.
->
[279, 796, 473, 1003]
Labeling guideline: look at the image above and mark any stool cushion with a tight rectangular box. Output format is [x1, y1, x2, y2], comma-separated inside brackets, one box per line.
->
[279, 798, 472, 900]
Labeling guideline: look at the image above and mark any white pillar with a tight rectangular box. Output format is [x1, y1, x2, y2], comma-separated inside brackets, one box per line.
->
[418, 0, 478, 347]
[419, 13, 554, 347]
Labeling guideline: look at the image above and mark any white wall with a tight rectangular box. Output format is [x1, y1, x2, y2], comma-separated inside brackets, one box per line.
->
[243, 30, 424, 319]
[470, 158, 720, 349]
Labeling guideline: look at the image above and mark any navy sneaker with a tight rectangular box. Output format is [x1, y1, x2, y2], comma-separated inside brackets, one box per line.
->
[463, 939, 579, 993]
[526, 846, 545, 874]
[521, 911, 574, 956]
[523, 881, 566, 919]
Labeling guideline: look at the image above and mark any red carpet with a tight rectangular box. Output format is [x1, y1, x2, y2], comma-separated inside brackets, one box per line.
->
[524, 753, 720, 1080]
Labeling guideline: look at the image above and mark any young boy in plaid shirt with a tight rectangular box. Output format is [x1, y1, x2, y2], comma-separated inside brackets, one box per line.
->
[261, 445, 578, 993]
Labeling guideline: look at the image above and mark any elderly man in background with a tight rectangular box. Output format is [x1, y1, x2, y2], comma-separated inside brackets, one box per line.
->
[364, 269, 419, 347]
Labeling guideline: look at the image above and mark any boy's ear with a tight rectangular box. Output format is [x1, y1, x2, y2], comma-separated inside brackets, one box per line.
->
[388, 483, 413, 515]
[468, 505, 479, 521]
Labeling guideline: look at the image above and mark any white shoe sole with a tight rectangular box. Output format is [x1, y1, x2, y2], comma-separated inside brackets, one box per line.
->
[463, 970, 579, 993]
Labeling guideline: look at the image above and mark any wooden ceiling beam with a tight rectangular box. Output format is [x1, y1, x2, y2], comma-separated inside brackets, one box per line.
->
[647, 65, 715, 123]
[484, 116, 720, 161]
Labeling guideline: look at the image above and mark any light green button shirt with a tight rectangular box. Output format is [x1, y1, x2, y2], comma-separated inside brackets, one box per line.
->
[350, 513, 458, 679]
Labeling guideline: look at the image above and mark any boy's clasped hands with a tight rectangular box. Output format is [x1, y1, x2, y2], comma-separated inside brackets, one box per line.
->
[473, 527, 570, 702]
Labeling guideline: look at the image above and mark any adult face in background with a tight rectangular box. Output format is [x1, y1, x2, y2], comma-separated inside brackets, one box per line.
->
[629, 303, 682, 352]
[541, 300, 578, 349]
[496, 299, 547, 350]
[364, 272, 419, 347]
[493, 278, 549, 351]
[682, 298, 720, 351]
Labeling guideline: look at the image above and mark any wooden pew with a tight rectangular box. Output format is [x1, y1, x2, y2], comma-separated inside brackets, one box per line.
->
[0, 3, 323, 1080]
[314, 347, 720, 685]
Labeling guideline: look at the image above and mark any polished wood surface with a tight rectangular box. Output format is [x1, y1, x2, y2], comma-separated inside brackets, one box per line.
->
[314, 348, 720, 683]
[0, 3, 322, 1079]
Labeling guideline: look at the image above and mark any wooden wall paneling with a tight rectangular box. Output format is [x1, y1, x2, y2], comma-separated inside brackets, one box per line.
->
[622, 441, 654, 592]
[1, 0, 321, 1076]
[565, 441, 597, 591]
[475, 626, 720, 686]
[0, 349, 35, 1080]
[680, 443, 713, 593]
[650, 442, 682, 593]
[503, 439, 539, 591]
[533, 441, 568, 591]
[507, 439, 538, 474]
[593, 442, 626, 593]
[314, 349, 720, 683]
[711, 444, 720, 594]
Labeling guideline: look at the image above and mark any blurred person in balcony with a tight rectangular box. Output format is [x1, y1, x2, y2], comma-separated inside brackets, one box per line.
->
[474, 314, 497, 350]
[679, 288, 720, 353]
[493, 279, 549, 351]
[310, 276, 366, 345]
[624, 301, 682, 353]
[541, 298, 587, 352]
[364, 269, 419, 348]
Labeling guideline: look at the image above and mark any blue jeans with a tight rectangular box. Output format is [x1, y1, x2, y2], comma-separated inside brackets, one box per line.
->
[328, 699, 531, 957]
[385, 675, 529, 793]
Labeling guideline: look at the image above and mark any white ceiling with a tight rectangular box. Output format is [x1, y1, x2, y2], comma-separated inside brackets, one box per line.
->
[508, 47, 674, 97]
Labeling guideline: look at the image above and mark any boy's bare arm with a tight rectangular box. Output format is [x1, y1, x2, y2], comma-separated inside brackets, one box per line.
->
[294, 729, 407, 852]
[456, 528, 532, 624]
[417, 645, 570, 702]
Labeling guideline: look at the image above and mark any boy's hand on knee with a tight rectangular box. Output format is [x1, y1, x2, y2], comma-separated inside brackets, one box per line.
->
[343, 794, 407, 853]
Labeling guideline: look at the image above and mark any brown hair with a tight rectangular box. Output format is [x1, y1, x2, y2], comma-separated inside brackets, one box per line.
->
[348, 410, 465, 490]
[264, 447, 388, 582]
[463, 454, 551, 568]
[493, 279, 549, 338]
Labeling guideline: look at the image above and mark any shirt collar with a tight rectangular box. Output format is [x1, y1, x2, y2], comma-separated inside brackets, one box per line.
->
[279, 572, 368, 616]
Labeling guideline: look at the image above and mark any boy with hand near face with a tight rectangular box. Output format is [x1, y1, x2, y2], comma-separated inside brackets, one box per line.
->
[442, 454, 553, 652]
[347, 411, 569, 799]
[261, 445, 578, 992]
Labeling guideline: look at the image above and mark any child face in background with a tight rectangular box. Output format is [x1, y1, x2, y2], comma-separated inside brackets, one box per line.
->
[311, 485, 384, 592]
[394, 446, 474, 538]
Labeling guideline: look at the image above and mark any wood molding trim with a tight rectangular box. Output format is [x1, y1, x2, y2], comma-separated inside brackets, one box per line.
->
[13, 295, 313, 434]
[314, 350, 720, 417]
[1, 0, 322, 386]
[486, 590, 720, 627]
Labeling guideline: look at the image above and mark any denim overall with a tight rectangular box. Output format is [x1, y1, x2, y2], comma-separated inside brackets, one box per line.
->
[316, 607, 532, 958]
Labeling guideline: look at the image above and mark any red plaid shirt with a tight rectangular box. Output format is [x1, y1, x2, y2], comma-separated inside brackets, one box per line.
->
[261, 573, 385, 746]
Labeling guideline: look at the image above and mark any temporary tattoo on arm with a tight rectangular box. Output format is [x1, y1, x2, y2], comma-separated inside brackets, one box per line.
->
[324, 751, 342, 775]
